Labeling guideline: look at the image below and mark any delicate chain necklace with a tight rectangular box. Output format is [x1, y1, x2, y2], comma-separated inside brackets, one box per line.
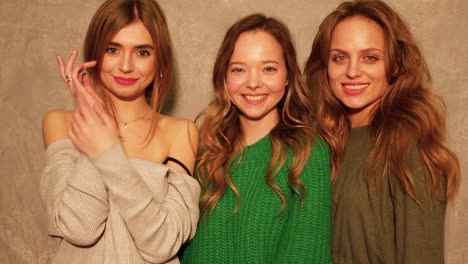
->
[118, 109, 152, 129]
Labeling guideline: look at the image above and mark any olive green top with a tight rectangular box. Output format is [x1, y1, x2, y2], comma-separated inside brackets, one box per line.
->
[332, 126, 446, 264]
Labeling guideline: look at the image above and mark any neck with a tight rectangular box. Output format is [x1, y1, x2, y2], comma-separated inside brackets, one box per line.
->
[240, 110, 279, 146]
[108, 92, 153, 122]
[349, 112, 370, 128]
[348, 101, 380, 128]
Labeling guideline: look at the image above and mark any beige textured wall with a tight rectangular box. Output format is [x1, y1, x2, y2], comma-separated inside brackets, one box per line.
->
[0, 0, 466, 263]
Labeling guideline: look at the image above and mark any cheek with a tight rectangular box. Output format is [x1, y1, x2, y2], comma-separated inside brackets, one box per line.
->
[265, 80, 286, 94]
[225, 75, 244, 94]
[327, 65, 341, 84]
[367, 66, 387, 82]
[100, 57, 113, 74]
[265, 76, 287, 93]
[139, 60, 156, 76]
[367, 65, 388, 93]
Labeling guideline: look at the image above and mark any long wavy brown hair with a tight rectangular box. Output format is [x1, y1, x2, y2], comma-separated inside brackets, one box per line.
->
[198, 14, 316, 218]
[83, 0, 173, 142]
[304, 0, 460, 201]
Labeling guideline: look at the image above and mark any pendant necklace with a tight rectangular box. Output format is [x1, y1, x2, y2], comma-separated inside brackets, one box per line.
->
[119, 109, 152, 129]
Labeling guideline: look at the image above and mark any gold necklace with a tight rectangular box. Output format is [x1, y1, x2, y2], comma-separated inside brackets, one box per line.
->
[119, 109, 152, 129]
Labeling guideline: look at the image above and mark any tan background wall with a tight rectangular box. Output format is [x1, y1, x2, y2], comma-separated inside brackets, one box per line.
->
[0, 0, 466, 263]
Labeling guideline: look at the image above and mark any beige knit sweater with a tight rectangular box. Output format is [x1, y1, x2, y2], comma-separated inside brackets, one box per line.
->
[40, 139, 201, 264]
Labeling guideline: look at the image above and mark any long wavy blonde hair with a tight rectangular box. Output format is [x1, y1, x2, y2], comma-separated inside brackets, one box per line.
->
[304, 0, 460, 200]
[198, 14, 316, 218]
[83, 0, 173, 143]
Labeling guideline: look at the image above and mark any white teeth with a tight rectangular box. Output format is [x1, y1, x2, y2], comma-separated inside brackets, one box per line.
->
[343, 84, 369, 90]
[245, 95, 266, 101]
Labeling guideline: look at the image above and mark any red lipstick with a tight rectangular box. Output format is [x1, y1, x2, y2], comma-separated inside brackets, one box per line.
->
[114, 76, 139, 85]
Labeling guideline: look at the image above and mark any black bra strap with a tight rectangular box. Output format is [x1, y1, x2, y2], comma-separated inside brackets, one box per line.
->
[163, 157, 192, 176]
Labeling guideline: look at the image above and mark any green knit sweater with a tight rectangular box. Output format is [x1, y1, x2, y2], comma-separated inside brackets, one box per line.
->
[179, 134, 331, 263]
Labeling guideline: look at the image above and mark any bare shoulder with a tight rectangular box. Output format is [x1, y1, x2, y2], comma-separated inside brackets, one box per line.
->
[42, 110, 74, 149]
[158, 115, 199, 175]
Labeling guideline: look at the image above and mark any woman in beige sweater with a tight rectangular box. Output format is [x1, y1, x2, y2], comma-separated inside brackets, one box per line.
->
[40, 0, 200, 263]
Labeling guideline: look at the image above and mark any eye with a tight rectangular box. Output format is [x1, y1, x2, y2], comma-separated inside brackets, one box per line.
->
[364, 55, 378, 62]
[138, 50, 150, 56]
[106, 47, 118, 54]
[231, 67, 243, 73]
[332, 55, 347, 63]
[264, 66, 276, 72]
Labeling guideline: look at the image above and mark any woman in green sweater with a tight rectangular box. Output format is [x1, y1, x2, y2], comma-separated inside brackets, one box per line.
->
[304, 0, 460, 263]
[179, 14, 331, 263]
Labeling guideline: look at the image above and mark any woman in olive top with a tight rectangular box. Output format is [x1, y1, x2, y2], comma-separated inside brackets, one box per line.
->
[179, 14, 331, 263]
[305, 0, 460, 263]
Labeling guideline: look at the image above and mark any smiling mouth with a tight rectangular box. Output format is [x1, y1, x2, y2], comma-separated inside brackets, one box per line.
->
[244, 94, 267, 101]
[343, 83, 369, 90]
[114, 76, 139, 85]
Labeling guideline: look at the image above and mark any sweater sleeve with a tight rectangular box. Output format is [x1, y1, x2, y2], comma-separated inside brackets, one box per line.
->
[39, 139, 109, 246]
[276, 139, 332, 263]
[90, 142, 201, 264]
[392, 146, 446, 264]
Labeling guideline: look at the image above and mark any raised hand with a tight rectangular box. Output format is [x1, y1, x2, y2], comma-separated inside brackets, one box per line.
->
[67, 61, 119, 157]
[56, 49, 100, 104]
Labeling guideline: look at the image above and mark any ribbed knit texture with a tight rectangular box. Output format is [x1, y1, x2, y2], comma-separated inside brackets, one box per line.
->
[40, 139, 201, 264]
[179, 134, 332, 263]
[332, 126, 446, 264]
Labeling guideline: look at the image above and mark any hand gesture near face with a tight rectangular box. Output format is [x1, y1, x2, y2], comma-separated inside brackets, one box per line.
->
[57, 49, 119, 157]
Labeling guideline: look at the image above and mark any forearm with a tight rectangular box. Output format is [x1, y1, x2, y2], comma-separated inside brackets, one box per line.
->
[40, 140, 109, 245]
[91, 142, 201, 263]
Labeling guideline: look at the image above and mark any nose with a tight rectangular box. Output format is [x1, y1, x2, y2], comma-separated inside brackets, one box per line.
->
[247, 71, 261, 90]
[118, 53, 134, 73]
[346, 59, 361, 79]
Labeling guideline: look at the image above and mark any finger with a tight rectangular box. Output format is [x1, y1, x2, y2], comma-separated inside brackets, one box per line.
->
[71, 62, 96, 100]
[66, 49, 79, 79]
[73, 108, 86, 123]
[68, 121, 80, 143]
[72, 61, 99, 110]
[56, 55, 66, 81]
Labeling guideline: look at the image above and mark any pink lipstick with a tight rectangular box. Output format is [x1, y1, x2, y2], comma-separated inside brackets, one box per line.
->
[342, 83, 369, 96]
[114, 76, 139, 85]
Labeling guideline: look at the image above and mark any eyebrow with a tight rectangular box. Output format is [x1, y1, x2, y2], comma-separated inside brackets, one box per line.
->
[108, 42, 154, 49]
[329, 48, 384, 54]
[229, 60, 280, 66]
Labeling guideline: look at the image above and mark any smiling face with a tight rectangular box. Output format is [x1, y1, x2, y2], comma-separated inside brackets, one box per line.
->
[226, 30, 288, 126]
[328, 15, 388, 127]
[100, 20, 156, 101]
